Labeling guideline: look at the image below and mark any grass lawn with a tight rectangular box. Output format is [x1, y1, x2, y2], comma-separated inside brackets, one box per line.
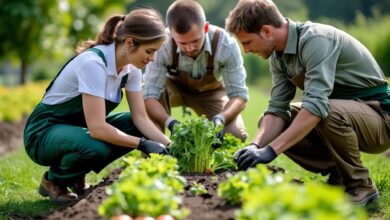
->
[0, 85, 389, 219]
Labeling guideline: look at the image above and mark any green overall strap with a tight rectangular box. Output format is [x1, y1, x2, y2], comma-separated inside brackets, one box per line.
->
[86, 48, 107, 66]
[44, 48, 107, 95]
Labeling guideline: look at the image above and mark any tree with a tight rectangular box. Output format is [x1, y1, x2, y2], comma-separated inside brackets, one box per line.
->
[0, 0, 131, 85]
[0, 0, 55, 84]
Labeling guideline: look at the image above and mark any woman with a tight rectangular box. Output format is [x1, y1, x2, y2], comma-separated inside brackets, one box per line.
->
[23, 8, 170, 205]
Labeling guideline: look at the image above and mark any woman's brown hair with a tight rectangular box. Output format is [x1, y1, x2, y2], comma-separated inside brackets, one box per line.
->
[77, 8, 166, 54]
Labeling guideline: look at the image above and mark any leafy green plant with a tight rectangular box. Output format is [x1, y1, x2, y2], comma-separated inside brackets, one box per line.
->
[218, 165, 284, 204]
[169, 115, 221, 173]
[98, 154, 189, 219]
[236, 183, 368, 220]
[218, 164, 367, 220]
[210, 133, 244, 173]
[189, 181, 208, 196]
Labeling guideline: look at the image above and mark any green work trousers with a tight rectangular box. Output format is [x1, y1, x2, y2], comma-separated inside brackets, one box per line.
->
[30, 112, 141, 187]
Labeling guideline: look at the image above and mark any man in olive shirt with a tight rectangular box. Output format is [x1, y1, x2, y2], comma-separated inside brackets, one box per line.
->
[226, 0, 390, 205]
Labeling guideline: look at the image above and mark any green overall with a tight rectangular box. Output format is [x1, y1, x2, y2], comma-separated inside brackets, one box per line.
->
[24, 48, 142, 187]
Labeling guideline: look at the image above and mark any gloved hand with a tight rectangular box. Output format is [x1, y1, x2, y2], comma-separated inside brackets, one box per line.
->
[167, 119, 181, 134]
[233, 143, 259, 161]
[137, 137, 169, 156]
[211, 115, 225, 149]
[234, 144, 277, 170]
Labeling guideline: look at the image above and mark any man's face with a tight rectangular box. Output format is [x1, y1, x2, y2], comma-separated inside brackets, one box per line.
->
[170, 23, 207, 59]
[235, 27, 275, 59]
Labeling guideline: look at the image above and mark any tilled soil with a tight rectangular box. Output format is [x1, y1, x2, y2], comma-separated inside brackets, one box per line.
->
[45, 166, 287, 220]
[45, 169, 239, 220]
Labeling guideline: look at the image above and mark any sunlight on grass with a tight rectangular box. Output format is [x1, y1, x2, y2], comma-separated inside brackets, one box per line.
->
[0, 150, 54, 217]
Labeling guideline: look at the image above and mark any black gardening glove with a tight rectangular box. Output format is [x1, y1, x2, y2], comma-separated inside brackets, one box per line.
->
[234, 144, 277, 171]
[233, 143, 259, 161]
[137, 137, 169, 156]
[211, 115, 225, 149]
[167, 119, 181, 134]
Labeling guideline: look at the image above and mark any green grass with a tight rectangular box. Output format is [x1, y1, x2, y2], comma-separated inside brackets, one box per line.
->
[0, 84, 389, 219]
[0, 149, 122, 219]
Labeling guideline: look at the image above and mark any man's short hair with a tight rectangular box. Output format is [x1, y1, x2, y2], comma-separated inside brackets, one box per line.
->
[226, 0, 284, 34]
[166, 0, 206, 34]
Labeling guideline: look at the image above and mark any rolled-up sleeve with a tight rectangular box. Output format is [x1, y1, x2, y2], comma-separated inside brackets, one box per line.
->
[219, 38, 249, 101]
[300, 36, 340, 119]
[265, 57, 296, 121]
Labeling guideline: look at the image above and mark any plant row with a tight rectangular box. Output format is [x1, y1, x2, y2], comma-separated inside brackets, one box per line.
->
[218, 165, 368, 220]
[98, 154, 189, 220]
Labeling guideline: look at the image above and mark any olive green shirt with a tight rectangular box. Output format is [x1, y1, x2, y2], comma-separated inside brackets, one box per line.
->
[266, 19, 388, 121]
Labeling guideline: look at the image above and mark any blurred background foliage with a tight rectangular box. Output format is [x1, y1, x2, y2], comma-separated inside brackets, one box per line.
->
[0, 0, 390, 86]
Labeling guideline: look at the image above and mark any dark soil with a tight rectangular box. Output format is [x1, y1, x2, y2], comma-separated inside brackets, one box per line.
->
[45, 169, 240, 220]
[44, 165, 286, 220]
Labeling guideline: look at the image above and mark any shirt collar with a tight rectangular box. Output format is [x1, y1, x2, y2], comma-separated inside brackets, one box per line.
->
[284, 19, 299, 55]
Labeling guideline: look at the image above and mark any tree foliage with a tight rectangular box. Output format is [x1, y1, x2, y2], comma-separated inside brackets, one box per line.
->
[1, 0, 390, 85]
[0, 0, 55, 84]
[0, 0, 130, 85]
[303, 0, 390, 23]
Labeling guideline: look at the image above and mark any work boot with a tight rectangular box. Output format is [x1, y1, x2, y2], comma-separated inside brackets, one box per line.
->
[70, 175, 90, 195]
[38, 172, 78, 205]
[345, 178, 379, 206]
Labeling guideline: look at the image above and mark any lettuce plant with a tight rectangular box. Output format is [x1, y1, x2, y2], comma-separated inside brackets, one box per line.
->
[236, 183, 368, 220]
[189, 181, 208, 196]
[98, 155, 189, 219]
[217, 165, 283, 204]
[218, 164, 367, 220]
[210, 133, 244, 173]
[169, 115, 221, 173]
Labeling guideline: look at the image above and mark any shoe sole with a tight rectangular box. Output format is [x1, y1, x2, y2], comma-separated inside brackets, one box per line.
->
[38, 185, 75, 205]
[356, 191, 379, 206]
[69, 186, 89, 196]
[38, 185, 49, 197]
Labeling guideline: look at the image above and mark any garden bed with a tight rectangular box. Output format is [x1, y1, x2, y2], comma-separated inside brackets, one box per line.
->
[45, 169, 239, 220]
[44, 164, 286, 220]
